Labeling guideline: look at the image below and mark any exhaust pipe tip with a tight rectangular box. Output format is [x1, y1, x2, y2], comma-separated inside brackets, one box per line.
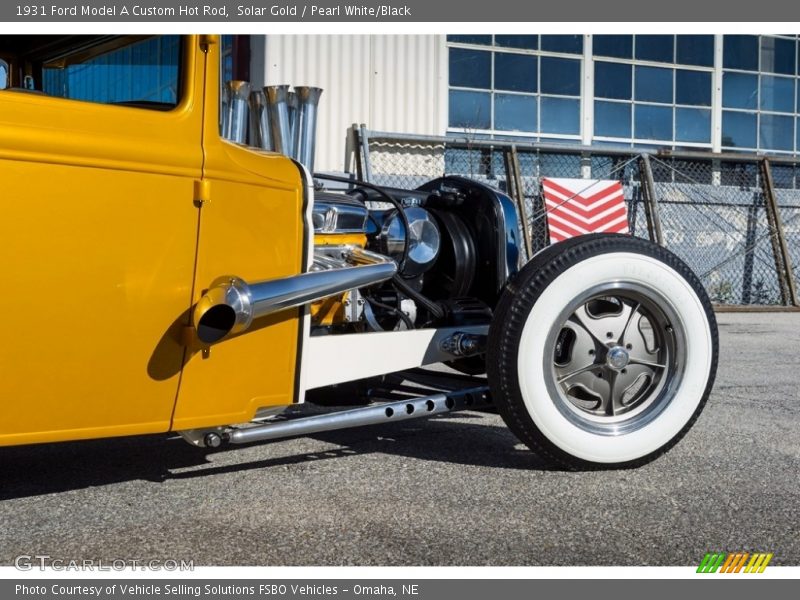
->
[193, 277, 253, 344]
[196, 304, 237, 345]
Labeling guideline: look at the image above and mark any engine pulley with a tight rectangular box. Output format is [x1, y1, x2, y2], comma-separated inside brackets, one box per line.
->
[379, 206, 441, 278]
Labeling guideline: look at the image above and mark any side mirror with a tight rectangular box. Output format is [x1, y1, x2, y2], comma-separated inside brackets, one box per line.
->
[0, 60, 8, 90]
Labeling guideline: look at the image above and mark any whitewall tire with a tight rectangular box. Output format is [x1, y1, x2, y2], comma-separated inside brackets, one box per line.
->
[487, 234, 718, 469]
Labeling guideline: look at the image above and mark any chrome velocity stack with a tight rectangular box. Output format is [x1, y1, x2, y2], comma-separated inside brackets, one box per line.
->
[221, 80, 251, 144]
[293, 86, 323, 173]
[287, 90, 298, 158]
[248, 89, 271, 150]
[265, 84, 292, 156]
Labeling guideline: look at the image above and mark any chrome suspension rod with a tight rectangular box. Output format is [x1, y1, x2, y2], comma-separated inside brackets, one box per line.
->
[227, 386, 491, 445]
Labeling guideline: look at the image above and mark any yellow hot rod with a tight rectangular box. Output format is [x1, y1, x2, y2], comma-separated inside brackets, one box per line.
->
[0, 35, 718, 469]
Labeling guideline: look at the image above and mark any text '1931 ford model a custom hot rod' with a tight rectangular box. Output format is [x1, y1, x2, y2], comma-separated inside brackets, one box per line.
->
[0, 35, 718, 469]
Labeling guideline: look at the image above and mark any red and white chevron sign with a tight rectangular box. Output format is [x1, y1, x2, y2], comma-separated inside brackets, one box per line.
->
[542, 177, 629, 243]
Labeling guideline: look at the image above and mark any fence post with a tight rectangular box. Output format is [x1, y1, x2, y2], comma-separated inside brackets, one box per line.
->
[580, 153, 591, 179]
[638, 153, 665, 246]
[344, 124, 358, 175]
[760, 158, 799, 306]
[358, 123, 373, 183]
[349, 124, 364, 180]
[504, 146, 534, 259]
[502, 146, 516, 198]
[741, 191, 759, 304]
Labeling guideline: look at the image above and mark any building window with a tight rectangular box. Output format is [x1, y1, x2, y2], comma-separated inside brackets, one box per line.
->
[722, 35, 799, 153]
[759, 36, 796, 75]
[676, 70, 712, 106]
[635, 66, 673, 103]
[595, 101, 631, 137]
[495, 53, 537, 93]
[635, 105, 673, 140]
[722, 72, 758, 109]
[447, 34, 800, 155]
[541, 35, 583, 55]
[495, 93, 537, 131]
[446, 35, 582, 140]
[495, 35, 537, 50]
[449, 90, 491, 129]
[676, 35, 714, 67]
[592, 35, 714, 148]
[594, 35, 633, 59]
[635, 35, 675, 63]
[595, 62, 631, 99]
[448, 35, 492, 46]
[724, 35, 760, 71]
[722, 111, 757, 148]
[449, 48, 491, 89]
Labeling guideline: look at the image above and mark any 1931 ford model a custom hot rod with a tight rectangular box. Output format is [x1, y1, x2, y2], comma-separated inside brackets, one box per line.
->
[0, 35, 718, 469]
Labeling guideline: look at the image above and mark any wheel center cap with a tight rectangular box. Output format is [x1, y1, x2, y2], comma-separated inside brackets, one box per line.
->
[606, 346, 630, 370]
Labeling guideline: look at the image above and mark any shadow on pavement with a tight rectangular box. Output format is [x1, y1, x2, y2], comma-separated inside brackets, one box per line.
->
[0, 413, 562, 501]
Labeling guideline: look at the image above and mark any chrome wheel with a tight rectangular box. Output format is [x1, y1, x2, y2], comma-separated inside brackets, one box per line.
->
[545, 283, 686, 435]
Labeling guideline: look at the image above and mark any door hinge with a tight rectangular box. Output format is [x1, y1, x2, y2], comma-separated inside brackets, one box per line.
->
[199, 35, 217, 52]
[194, 179, 211, 207]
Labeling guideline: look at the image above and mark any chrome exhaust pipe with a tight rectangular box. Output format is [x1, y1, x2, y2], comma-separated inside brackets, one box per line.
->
[227, 387, 491, 445]
[221, 80, 251, 144]
[293, 86, 323, 172]
[248, 89, 272, 150]
[193, 247, 397, 344]
[265, 85, 292, 156]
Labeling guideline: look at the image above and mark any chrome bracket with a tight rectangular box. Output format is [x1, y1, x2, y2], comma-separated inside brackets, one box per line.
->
[438, 331, 487, 357]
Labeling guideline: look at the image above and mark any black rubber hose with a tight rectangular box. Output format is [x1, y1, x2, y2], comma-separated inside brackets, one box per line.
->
[366, 297, 415, 330]
[312, 172, 411, 269]
[391, 274, 445, 320]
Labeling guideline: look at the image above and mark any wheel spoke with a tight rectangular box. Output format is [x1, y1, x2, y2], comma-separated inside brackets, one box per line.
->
[624, 316, 659, 358]
[573, 299, 642, 348]
[617, 302, 641, 345]
[628, 357, 667, 370]
[557, 362, 598, 384]
[568, 307, 605, 347]
[597, 370, 625, 416]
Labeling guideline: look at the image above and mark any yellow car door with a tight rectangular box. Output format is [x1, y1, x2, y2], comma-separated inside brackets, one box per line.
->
[0, 35, 204, 445]
[171, 36, 308, 432]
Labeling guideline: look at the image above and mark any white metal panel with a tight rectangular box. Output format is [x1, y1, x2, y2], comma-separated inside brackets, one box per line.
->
[257, 35, 445, 172]
[302, 325, 489, 390]
[370, 35, 445, 136]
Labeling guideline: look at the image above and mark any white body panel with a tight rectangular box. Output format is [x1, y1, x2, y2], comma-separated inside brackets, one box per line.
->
[303, 325, 488, 389]
[294, 162, 316, 404]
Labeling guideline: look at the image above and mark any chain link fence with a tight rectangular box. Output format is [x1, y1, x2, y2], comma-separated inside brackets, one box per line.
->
[346, 126, 799, 308]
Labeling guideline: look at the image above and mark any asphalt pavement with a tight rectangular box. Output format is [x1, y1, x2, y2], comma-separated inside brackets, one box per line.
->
[0, 312, 798, 566]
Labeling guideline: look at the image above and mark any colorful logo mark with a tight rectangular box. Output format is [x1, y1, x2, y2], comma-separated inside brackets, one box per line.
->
[697, 552, 773, 573]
